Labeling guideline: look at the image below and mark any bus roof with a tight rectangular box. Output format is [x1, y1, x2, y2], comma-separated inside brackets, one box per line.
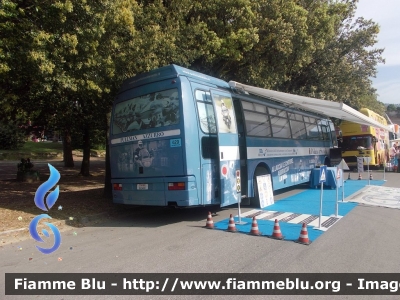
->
[118, 64, 230, 92]
[358, 108, 387, 126]
[229, 81, 392, 132]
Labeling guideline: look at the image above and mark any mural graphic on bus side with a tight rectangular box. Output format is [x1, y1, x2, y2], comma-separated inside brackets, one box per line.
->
[116, 139, 182, 174]
[220, 160, 240, 204]
[213, 96, 237, 134]
[270, 156, 321, 187]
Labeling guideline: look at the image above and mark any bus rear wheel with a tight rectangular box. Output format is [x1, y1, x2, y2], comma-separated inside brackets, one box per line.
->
[251, 166, 270, 208]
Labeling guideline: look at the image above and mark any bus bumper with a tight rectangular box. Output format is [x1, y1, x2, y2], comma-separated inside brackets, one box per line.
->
[111, 176, 199, 207]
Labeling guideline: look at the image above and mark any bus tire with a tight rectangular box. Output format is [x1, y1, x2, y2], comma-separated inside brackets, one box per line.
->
[251, 166, 270, 208]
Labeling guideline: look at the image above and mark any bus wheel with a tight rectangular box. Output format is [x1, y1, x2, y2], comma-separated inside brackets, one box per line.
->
[251, 166, 270, 208]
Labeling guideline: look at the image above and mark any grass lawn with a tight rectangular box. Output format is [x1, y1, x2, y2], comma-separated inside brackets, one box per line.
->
[1, 141, 63, 153]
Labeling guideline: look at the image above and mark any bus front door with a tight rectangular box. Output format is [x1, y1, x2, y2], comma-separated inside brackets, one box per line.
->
[211, 90, 241, 207]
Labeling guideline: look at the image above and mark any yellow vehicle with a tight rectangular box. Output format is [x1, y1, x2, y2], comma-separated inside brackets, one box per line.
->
[339, 108, 389, 169]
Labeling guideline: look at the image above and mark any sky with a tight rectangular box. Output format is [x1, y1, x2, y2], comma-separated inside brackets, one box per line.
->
[354, 0, 400, 104]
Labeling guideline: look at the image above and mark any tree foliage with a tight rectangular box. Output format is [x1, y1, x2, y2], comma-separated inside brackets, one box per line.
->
[1, 0, 142, 172]
[386, 104, 397, 112]
[0, 121, 25, 150]
[187, 0, 384, 109]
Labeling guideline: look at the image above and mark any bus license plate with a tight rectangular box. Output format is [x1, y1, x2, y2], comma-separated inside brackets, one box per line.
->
[137, 184, 148, 190]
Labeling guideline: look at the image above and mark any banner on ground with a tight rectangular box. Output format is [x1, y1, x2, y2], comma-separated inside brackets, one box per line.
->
[256, 174, 274, 208]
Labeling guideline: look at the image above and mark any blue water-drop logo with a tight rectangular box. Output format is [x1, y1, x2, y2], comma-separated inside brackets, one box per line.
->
[29, 214, 61, 254]
[34, 164, 60, 211]
[29, 164, 62, 254]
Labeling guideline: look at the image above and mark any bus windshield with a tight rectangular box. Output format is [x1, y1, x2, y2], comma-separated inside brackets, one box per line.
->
[112, 88, 179, 134]
[342, 136, 373, 150]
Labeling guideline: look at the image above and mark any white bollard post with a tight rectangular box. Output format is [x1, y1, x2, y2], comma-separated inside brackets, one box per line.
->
[383, 162, 387, 181]
[236, 198, 246, 225]
[319, 181, 324, 229]
[335, 179, 339, 217]
[342, 171, 345, 202]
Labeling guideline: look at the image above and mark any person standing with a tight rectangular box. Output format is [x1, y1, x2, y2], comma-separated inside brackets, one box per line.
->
[390, 143, 397, 171]
[396, 146, 400, 173]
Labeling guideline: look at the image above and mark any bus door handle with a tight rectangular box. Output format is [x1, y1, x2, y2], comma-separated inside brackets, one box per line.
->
[221, 152, 224, 160]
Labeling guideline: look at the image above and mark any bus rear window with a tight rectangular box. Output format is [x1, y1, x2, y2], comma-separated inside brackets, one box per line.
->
[112, 88, 179, 134]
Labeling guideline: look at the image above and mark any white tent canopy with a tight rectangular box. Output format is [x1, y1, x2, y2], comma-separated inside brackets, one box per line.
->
[229, 81, 392, 132]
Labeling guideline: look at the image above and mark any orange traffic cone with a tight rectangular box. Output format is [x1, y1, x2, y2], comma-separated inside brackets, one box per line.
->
[296, 223, 310, 245]
[227, 214, 237, 232]
[249, 216, 261, 236]
[270, 219, 284, 240]
[205, 212, 214, 229]
[369, 172, 373, 180]
[358, 173, 362, 180]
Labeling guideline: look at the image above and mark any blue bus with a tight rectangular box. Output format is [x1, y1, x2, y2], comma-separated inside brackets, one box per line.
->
[110, 65, 339, 208]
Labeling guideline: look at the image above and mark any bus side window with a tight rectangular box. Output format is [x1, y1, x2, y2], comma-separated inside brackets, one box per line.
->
[269, 115, 291, 138]
[244, 111, 271, 137]
[195, 90, 212, 102]
[268, 108, 291, 139]
[197, 102, 217, 134]
[321, 126, 329, 140]
[196, 89, 217, 134]
[241, 100, 271, 137]
[305, 118, 321, 140]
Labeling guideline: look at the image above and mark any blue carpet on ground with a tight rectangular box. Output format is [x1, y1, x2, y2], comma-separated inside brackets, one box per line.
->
[213, 180, 385, 244]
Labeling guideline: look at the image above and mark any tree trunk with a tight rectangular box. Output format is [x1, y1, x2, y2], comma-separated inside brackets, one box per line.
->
[80, 125, 91, 176]
[104, 111, 112, 199]
[62, 129, 74, 168]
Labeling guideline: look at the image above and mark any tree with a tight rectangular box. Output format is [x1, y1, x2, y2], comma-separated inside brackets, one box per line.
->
[386, 104, 397, 112]
[186, 0, 339, 88]
[0, 0, 41, 125]
[357, 94, 386, 116]
[0, 121, 25, 150]
[186, 0, 384, 112]
[183, 0, 259, 76]
[1, 0, 143, 173]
